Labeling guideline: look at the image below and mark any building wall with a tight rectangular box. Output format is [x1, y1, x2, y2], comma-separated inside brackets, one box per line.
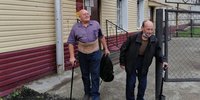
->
[0, 0, 56, 53]
[144, 0, 150, 20]
[62, 0, 77, 43]
[1, 0, 193, 54]
[100, 0, 147, 34]
[158, 0, 191, 10]
[0, 0, 57, 96]
[127, 0, 137, 32]
[100, 0, 117, 36]
[61, 0, 78, 70]
[127, 0, 151, 32]
[1, 0, 170, 97]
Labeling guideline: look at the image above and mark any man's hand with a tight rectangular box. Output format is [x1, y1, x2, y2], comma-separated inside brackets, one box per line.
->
[69, 57, 76, 67]
[162, 62, 168, 70]
[120, 65, 125, 70]
[104, 49, 110, 55]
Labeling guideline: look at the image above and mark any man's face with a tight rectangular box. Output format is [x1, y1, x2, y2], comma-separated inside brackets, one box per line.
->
[142, 21, 154, 38]
[79, 10, 90, 23]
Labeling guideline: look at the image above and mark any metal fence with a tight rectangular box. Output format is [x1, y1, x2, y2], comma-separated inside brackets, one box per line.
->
[164, 9, 200, 82]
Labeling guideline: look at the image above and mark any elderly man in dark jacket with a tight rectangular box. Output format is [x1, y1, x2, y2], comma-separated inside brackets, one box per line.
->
[120, 20, 168, 100]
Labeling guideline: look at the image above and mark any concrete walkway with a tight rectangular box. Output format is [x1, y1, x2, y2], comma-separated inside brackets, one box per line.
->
[25, 63, 200, 100]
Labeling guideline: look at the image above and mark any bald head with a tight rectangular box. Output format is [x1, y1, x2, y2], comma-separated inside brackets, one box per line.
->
[142, 20, 153, 28]
[79, 9, 90, 23]
[79, 9, 87, 15]
[141, 20, 154, 39]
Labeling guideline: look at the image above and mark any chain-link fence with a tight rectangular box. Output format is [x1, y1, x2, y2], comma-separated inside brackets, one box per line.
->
[165, 9, 200, 82]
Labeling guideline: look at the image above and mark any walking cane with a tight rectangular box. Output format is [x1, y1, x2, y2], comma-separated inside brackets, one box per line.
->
[70, 61, 76, 100]
[159, 66, 166, 100]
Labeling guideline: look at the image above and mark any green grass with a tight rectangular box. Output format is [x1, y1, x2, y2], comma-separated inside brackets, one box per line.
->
[177, 27, 200, 37]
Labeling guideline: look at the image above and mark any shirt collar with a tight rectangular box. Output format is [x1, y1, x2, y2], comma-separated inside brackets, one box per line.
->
[78, 20, 93, 27]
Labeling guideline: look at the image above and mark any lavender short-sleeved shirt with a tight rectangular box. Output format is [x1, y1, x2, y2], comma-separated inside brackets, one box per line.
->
[67, 20, 103, 44]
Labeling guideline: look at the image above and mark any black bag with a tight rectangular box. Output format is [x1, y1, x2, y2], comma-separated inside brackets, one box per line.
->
[100, 54, 114, 82]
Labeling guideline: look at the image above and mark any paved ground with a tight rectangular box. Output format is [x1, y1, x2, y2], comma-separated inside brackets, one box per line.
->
[25, 37, 200, 100]
[26, 62, 200, 100]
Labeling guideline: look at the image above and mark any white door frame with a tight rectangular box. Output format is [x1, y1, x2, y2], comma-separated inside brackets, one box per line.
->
[117, 0, 128, 30]
[137, 0, 144, 28]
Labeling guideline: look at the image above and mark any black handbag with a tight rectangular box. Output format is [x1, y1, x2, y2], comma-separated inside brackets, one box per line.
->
[100, 54, 114, 82]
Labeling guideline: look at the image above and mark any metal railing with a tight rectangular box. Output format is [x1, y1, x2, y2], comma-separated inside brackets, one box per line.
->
[105, 20, 129, 64]
[106, 19, 128, 51]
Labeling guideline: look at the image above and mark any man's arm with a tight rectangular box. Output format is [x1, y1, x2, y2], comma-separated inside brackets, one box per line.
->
[119, 36, 132, 69]
[155, 40, 168, 69]
[68, 44, 76, 66]
[100, 36, 110, 55]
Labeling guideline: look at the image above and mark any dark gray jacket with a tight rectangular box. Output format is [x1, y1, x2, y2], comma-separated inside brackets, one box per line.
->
[120, 32, 166, 75]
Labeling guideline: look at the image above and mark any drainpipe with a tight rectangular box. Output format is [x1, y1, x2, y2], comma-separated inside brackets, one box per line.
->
[55, 0, 64, 74]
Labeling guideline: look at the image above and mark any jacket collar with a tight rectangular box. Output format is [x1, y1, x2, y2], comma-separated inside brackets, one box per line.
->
[136, 31, 157, 44]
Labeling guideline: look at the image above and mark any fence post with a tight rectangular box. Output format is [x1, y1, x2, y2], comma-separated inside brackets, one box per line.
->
[190, 19, 193, 37]
[155, 9, 164, 100]
[164, 10, 169, 80]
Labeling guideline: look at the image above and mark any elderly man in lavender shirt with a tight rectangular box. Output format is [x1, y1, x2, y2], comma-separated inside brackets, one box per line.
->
[67, 9, 110, 100]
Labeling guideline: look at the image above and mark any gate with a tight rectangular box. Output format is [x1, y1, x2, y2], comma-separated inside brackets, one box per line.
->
[164, 9, 200, 82]
[155, 8, 200, 100]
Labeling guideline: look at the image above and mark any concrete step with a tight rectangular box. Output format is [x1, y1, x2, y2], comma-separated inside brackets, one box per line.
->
[24, 70, 79, 94]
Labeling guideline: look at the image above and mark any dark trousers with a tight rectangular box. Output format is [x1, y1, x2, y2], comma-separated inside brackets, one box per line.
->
[78, 50, 101, 100]
[126, 56, 147, 100]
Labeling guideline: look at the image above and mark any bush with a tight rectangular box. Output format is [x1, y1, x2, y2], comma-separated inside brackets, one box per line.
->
[2, 86, 69, 100]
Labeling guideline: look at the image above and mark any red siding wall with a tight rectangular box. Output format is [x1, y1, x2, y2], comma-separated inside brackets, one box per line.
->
[0, 44, 78, 97]
[0, 45, 57, 96]
[0, 33, 128, 96]
[64, 43, 79, 70]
